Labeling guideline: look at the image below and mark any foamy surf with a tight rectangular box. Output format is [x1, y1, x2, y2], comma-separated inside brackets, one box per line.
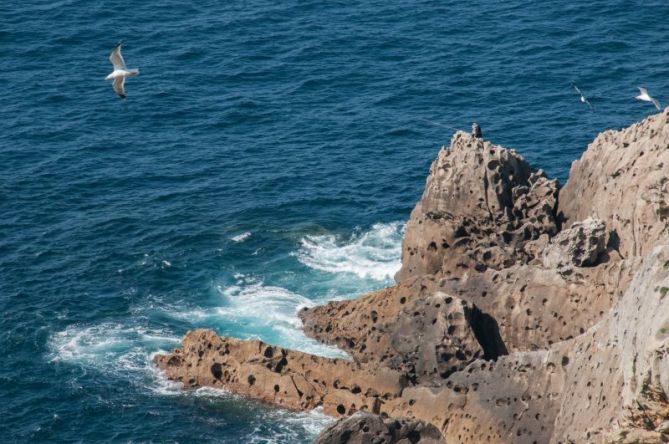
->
[48, 323, 179, 366]
[245, 407, 335, 444]
[48, 323, 181, 393]
[294, 221, 404, 281]
[158, 275, 349, 359]
[215, 277, 350, 358]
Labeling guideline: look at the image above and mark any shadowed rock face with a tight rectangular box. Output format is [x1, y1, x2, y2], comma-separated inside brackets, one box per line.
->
[155, 111, 669, 444]
[312, 413, 443, 444]
[299, 279, 488, 385]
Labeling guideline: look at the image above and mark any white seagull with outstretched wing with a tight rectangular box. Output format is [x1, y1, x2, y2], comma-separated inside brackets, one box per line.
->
[571, 83, 594, 111]
[635, 87, 661, 111]
[105, 41, 139, 98]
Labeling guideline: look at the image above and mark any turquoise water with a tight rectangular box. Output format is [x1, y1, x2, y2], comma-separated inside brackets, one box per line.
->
[2, 0, 669, 442]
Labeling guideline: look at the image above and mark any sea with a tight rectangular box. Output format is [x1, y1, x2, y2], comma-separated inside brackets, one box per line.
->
[2, 0, 669, 442]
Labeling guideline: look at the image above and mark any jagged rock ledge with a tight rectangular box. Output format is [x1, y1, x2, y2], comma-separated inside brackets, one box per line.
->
[155, 110, 669, 443]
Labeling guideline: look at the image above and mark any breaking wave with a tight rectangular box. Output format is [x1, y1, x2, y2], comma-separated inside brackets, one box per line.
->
[294, 221, 404, 281]
[162, 275, 349, 359]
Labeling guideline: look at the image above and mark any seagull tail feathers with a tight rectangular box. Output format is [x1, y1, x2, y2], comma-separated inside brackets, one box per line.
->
[127, 68, 140, 76]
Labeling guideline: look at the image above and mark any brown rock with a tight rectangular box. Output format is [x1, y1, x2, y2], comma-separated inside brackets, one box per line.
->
[436, 255, 638, 351]
[154, 330, 406, 416]
[300, 279, 491, 385]
[542, 217, 608, 268]
[395, 132, 558, 283]
[559, 108, 669, 259]
[313, 413, 443, 444]
[154, 111, 669, 444]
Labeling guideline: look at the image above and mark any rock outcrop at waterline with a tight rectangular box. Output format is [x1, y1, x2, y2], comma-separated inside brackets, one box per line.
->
[155, 109, 669, 443]
[312, 413, 443, 444]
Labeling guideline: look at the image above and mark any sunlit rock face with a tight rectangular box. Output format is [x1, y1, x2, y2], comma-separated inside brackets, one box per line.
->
[156, 111, 669, 443]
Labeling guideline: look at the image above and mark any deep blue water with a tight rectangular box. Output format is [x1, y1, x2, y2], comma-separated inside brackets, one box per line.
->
[2, 0, 669, 442]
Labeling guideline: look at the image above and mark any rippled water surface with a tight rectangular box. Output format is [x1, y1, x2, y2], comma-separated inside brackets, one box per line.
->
[2, 0, 669, 442]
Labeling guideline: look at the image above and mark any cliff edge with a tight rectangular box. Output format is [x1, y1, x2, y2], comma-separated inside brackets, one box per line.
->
[155, 110, 669, 443]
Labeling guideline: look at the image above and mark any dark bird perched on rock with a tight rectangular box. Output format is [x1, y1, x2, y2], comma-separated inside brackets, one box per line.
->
[472, 122, 482, 138]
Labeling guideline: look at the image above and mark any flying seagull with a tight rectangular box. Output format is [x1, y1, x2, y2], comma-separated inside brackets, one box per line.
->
[105, 41, 139, 98]
[635, 87, 661, 111]
[571, 83, 594, 111]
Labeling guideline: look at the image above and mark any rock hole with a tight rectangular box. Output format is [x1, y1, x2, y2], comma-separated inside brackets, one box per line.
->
[264, 347, 274, 358]
[210, 363, 222, 380]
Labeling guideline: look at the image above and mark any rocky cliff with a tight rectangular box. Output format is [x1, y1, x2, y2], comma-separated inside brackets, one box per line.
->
[155, 110, 669, 443]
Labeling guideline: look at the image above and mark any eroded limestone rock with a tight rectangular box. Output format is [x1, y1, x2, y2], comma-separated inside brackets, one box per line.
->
[154, 331, 407, 416]
[299, 279, 490, 385]
[395, 132, 559, 283]
[542, 217, 608, 268]
[560, 108, 669, 259]
[154, 111, 669, 444]
[313, 413, 443, 444]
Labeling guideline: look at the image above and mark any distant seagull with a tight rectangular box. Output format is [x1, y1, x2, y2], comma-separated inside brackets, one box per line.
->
[571, 83, 594, 111]
[635, 87, 661, 111]
[105, 41, 139, 98]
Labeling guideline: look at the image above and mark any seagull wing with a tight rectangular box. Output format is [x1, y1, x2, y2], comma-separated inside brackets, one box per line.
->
[572, 84, 583, 96]
[109, 42, 126, 70]
[419, 118, 457, 131]
[112, 77, 126, 98]
[652, 97, 661, 111]
[638, 87, 648, 96]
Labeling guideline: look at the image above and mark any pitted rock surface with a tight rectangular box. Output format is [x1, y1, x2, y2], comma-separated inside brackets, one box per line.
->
[154, 112, 669, 444]
[313, 413, 443, 444]
[154, 331, 407, 417]
[559, 108, 669, 258]
[542, 217, 608, 268]
[300, 278, 489, 385]
[436, 255, 638, 351]
[395, 131, 558, 283]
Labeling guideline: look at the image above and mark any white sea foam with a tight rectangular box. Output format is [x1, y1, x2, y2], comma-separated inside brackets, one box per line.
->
[231, 231, 252, 243]
[245, 407, 335, 444]
[217, 280, 312, 326]
[216, 278, 349, 357]
[49, 321, 334, 439]
[159, 276, 349, 359]
[281, 407, 335, 437]
[294, 221, 404, 281]
[146, 351, 186, 396]
[48, 323, 180, 385]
